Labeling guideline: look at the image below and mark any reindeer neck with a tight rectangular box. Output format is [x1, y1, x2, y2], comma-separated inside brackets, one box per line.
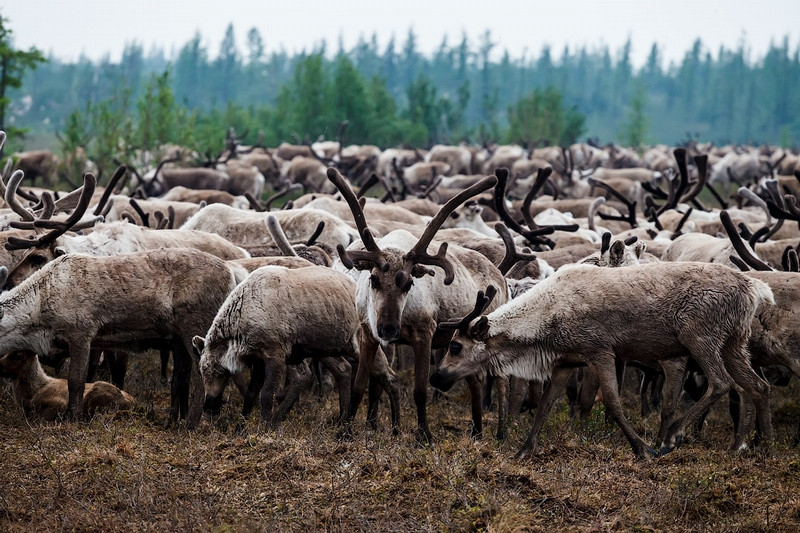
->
[11, 356, 53, 409]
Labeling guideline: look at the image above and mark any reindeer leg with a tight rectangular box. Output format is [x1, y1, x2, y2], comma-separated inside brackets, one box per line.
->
[86, 348, 103, 383]
[517, 367, 574, 459]
[495, 375, 509, 441]
[656, 358, 688, 446]
[274, 362, 312, 424]
[372, 347, 401, 435]
[412, 336, 433, 445]
[577, 366, 600, 419]
[466, 375, 483, 439]
[320, 356, 351, 425]
[66, 338, 92, 421]
[259, 357, 283, 429]
[660, 350, 732, 455]
[338, 326, 378, 439]
[592, 355, 657, 459]
[366, 378, 382, 430]
[722, 338, 773, 449]
[507, 377, 528, 417]
[109, 351, 128, 389]
[566, 368, 581, 418]
[242, 358, 266, 418]
[172, 341, 197, 425]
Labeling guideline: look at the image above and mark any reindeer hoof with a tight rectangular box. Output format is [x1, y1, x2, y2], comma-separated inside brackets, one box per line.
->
[515, 447, 532, 460]
[415, 429, 434, 447]
[336, 426, 353, 441]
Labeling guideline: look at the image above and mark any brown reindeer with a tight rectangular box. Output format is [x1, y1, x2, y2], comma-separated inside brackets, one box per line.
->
[0, 350, 134, 420]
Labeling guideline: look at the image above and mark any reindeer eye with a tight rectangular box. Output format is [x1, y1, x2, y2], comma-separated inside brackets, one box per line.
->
[450, 212, 460, 219]
[369, 274, 381, 289]
[29, 255, 46, 266]
[449, 342, 463, 356]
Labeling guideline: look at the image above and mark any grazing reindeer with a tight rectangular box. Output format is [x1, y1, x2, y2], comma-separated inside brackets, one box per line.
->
[328, 167, 509, 442]
[193, 265, 364, 426]
[430, 262, 775, 458]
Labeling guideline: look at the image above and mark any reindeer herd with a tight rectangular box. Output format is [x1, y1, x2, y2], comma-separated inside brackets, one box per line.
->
[2, 129, 800, 460]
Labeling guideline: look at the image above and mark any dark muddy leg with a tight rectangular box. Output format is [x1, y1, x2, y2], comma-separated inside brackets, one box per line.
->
[517, 367, 574, 459]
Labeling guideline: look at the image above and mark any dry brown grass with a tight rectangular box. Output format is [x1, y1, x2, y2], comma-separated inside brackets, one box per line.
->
[1, 352, 799, 532]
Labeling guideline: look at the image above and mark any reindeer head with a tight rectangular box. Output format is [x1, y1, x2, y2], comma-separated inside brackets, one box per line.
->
[191, 336, 231, 417]
[429, 286, 498, 391]
[0, 350, 37, 379]
[327, 168, 497, 342]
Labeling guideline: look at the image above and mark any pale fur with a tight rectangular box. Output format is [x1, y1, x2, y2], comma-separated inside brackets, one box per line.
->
[196, 265, 359, 422]
[434, 262, 776, 456]
[181, 203, 358, 249]
[0, 248, 243, 422]
[6, 221, 250, 288]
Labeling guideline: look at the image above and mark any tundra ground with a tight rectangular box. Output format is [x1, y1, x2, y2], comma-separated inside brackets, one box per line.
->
[1, 352, 799, 532]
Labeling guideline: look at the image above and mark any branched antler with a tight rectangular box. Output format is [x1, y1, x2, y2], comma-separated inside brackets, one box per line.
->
[495, 222, 537, 275]
[437, 286, 498, 335]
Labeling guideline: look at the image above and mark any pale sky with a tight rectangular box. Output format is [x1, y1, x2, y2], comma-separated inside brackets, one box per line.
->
[3, 0, 800, 68]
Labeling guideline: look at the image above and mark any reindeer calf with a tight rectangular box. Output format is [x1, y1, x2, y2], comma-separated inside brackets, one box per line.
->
[0, 350, 135, 420]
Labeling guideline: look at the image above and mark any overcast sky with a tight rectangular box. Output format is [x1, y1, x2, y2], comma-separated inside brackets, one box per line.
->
[4, 0, 800, 68]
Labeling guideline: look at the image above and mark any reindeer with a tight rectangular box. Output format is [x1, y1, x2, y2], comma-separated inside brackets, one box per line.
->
[192, 265, 363, 426]
[11, 149, 59, 188]
[0, 248, 246, 423]
[430, 262, 775, 458]
[181, 202, 356, 248]
[328, 167, 514, 442]
[2, 174, 249, 289]
[0, 350, 135, 420]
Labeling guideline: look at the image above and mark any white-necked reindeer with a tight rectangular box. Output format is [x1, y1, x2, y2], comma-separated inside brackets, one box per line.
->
[430, 262, 775, 458]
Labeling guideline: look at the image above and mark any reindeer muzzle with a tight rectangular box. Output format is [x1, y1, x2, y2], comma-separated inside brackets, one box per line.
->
[429, 368, 458, 392]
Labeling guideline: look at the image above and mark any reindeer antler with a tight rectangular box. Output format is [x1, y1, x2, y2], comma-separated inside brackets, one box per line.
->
[327, 167, 388, 271]
[5, 173, 98, 251]
[92, 165, 128, 216]
[4, 170, 35, 222]
[437, 286, 498, 335]
[396, 175, 498, 288]
[495, 222, 537, 275]
[720, 210, 772, 271]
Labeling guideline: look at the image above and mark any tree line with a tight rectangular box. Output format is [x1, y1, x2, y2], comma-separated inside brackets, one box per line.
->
[6, 22, 800, 163]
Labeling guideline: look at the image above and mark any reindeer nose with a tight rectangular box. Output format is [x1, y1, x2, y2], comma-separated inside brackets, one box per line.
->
[377, 323, 400, 341]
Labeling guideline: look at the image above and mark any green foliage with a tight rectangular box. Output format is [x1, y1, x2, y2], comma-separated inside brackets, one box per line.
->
[329, 55, 373, 144]
[0, 14, 45, 155]
[506, 86, 586, 146]
[136, 70, 177, 153]
[12, 26, 800, 156]
[619, 82, 649, 148]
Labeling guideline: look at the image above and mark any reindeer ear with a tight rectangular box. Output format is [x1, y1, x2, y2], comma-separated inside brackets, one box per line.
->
[191, 336, 205, 360]
[468, 316, 490, 341]
[634, 242, 646, 259]
[609, 240, 625, 263]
